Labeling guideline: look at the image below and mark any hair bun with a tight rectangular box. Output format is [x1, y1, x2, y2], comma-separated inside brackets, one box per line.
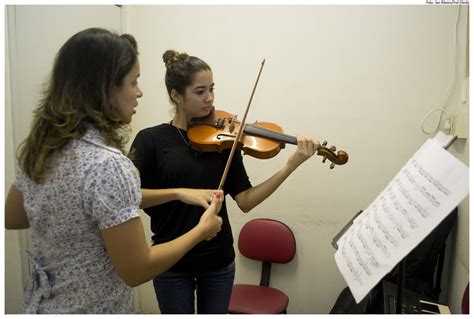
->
[163, 49, 188, 68]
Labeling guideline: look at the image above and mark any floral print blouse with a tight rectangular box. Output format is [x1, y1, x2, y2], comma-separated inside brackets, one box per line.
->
[14, 125, 141, 313]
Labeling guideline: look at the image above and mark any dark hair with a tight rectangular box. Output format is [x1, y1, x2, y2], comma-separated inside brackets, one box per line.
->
[18, 27, 139, 183]
[162, 49, 211, 104]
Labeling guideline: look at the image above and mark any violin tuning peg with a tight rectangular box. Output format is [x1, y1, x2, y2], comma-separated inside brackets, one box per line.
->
[322, 141, 328, 147]
[330, 146, 336, 152]
[330, 163, 335, 169]
[322, 156, 327, 163]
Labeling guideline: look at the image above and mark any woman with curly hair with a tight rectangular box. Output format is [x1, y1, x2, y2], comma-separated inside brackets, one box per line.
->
[5, 28, 223, 314]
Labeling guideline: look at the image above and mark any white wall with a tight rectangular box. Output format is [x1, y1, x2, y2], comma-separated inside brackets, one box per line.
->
[124, 5, 469, 314]
[442, 5, 470, 311]
[4, 5, 468, 315]
[4, 11, 26, 312]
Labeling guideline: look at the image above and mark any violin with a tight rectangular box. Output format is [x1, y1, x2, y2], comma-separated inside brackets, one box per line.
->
[188, 109, 349, 169]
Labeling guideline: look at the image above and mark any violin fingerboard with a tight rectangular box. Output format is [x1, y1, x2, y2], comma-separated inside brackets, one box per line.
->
[244, 124, 297, 145]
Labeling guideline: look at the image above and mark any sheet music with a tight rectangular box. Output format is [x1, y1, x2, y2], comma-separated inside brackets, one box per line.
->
[432, 131, 457, 149]
[335, 138, 469, 303]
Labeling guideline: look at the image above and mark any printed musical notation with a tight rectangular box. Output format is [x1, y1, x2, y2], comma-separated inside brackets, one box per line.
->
[335, 138, 469, 303]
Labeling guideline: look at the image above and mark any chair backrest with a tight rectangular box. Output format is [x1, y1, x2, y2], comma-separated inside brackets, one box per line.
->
[238, 218, 296, 264]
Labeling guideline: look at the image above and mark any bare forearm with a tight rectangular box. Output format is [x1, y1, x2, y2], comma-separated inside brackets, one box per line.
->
[128, 226, 204, 286]
[142, 227, 203, 282]
[103, 197, 223, 287]
[236, 136, 320, 212]
[104, 217, 205, 287]
[140, 188, 180, 209]
[5, 186, 30, 229]
[237, 163, 294, 212]
[141, 188, 219, 210]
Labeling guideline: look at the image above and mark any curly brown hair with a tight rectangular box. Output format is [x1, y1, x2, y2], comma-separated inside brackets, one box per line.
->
[17, 28, 139, 183]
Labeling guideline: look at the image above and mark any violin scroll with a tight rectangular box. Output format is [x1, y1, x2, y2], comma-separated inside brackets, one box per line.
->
[318, 141, 349, 169]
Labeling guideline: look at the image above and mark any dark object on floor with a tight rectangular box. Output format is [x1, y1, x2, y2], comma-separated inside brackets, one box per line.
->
[330, 207, 457, 314]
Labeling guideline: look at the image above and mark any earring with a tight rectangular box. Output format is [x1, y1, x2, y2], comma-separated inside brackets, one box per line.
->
[176, 100, 181, 103]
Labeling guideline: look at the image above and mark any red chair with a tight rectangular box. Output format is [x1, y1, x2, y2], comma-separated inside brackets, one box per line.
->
[228, 218, 296, 314]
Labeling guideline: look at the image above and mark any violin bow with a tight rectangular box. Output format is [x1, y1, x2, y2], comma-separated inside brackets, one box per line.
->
[218, 59, 266, 190]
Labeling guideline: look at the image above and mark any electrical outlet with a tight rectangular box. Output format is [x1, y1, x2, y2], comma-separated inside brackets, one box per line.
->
[450, 114, 468, 139]
[443, 118, 452, 131]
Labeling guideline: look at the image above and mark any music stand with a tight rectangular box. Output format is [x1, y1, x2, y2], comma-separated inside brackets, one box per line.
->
[393, 134, 457, 313]
[332, 133, 458, 314]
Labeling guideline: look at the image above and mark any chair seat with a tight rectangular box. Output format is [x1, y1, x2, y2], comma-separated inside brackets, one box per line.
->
[228, 284, 289, 314]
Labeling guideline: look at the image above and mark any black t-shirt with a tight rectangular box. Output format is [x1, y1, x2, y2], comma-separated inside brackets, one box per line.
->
[130, 123, 252, 272]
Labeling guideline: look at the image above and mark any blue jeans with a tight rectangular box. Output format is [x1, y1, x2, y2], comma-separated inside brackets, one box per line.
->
[152, 262, 235, 314]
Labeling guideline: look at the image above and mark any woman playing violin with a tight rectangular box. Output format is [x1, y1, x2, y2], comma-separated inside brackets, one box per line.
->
[129, 49, 320, 314]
